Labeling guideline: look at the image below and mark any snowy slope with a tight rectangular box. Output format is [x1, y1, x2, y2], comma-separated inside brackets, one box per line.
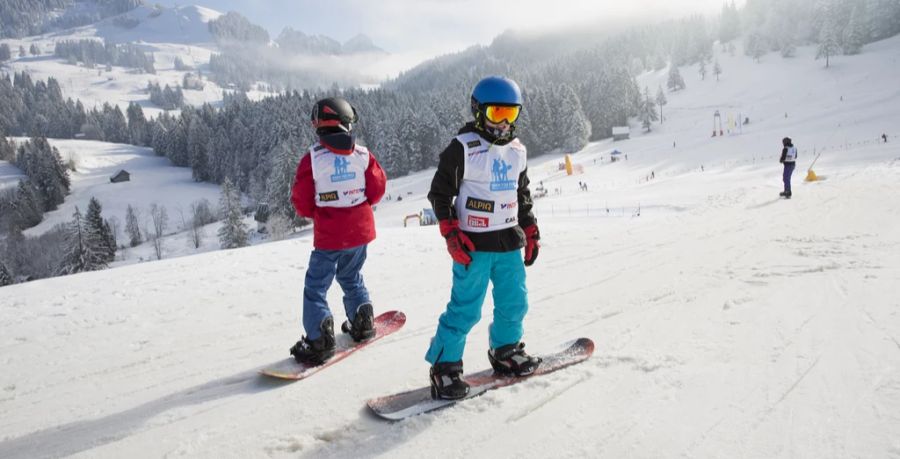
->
[1, 37, 900, 459]
[10, 138, 222, 240]
[90, 5, 222, 45]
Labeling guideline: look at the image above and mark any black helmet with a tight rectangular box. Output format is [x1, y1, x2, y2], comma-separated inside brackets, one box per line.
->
[311, 97, 358, 135]
[782, 137, 792, 146]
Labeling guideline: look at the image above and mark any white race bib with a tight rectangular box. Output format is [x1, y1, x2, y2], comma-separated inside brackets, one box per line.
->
[454, 132, 526, 232]
[784, 146, 797, 162]
[310, 143, 370, 208]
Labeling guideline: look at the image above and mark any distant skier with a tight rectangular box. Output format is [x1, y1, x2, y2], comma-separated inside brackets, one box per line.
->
[425, 76, 541, 400]
[288, 97, 387, 364]
[779, 136, 797, 199]
[883, 133, 888, 143]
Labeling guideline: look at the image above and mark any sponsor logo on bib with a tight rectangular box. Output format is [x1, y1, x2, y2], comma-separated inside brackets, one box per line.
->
[319, 191, 339, 202]
[330, 156, 357, 182]
[467, 215, 489, 228]
[490, 158, 516, 191]
[465, 197, 495, 213]
[468, 149, 488, 158]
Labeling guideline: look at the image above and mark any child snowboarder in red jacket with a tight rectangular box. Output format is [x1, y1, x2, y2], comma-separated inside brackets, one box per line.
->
[289, 97, 386, 364]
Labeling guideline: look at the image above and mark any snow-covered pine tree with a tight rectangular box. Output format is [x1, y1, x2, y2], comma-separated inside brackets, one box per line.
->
[125, 204, 142, 247]
[817, 8, 841, 68]
[126, 102, 148, 146]
[0, 259, 12, 286]
[188, 117, 210, 181]
[264, 138, 306, 228]
[85, 197, 116, 263]
[667, 65, 686, 92]
[638, 87, 659, 132]
[557, 84, 591, 152]
[655, 86, 668, 123]
[15, 138, 70, 211]
[843, 3, 866, 55]
[0, 134, 13, 161]
[397, 107, 422, 173]
[876, 0, 900, 41]
[13, 180, 43, 228]
[414, 104, 442, 171]
[58, 206, 107, 275]
[719, 1, 741, 43]
[781, 41, 797, 58]
[205, 126, 229, 183]
[526, 86, 558, 154]
[746, 30, 766, 62]
[218, 177, 249, 249]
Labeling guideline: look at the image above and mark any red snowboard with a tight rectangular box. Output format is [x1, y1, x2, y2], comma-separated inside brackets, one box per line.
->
[260, 310, 406, 380]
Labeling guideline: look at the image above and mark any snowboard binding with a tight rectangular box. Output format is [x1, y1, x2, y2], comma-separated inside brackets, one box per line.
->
[488, 342, 542, 376]
[290, 316, 336, 365]
[430, 361, 470, 400]
[341, 303, 376, 342]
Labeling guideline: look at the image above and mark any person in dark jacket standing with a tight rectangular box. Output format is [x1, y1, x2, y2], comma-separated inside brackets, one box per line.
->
[779, 136, 797, 199]
[289, 97, 387, 364]
[425, 76, 542, 400]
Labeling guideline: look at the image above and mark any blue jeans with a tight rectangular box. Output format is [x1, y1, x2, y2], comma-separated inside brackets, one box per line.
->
[425, 250, 528, 364]
[303, 245, 371, 339]
[783, 162, 795, 194]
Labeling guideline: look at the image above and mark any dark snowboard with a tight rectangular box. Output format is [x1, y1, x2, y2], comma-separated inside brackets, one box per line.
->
[367, 337, 595, 421]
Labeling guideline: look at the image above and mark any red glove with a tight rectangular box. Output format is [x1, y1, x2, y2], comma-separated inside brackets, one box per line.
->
[439, 220, 475, 266]
[522, 224, 540, 266]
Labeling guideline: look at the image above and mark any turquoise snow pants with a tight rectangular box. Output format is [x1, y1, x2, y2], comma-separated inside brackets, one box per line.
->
[425, 250, 528, 364]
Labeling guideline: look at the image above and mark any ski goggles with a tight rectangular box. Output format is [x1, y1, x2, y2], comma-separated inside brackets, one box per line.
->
[484, 105, 521, 124]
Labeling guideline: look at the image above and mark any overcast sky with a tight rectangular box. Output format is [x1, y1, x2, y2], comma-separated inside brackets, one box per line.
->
[156, 0, 731, 57]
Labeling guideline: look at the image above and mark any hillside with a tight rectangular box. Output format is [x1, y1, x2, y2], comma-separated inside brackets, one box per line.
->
[1, 34, 900, 459]
[0, 4, 391, 120]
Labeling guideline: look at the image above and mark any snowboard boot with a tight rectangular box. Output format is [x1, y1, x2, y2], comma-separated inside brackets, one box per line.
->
[488, 342, 542, 376]
[429, 361, 470, 400]
[289, 316, 336, 365]
[784, 191, 792, 199]
[341, 303, 376, 342]
[779, 191, 786, 197]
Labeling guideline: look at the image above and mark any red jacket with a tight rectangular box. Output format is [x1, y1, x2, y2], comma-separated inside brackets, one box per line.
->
[291, 143, 386, 250]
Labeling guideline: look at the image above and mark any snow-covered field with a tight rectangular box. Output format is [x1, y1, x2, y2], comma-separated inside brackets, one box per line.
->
[0, 4, 273, 118]
[5, 45, 232, 119]
[1, 35, 900, 459]
[5, 138, 222, 242]
[1, 137, 280, 264]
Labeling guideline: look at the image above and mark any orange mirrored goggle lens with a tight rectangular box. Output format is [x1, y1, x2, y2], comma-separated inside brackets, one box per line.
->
[484, 105, 520, 124]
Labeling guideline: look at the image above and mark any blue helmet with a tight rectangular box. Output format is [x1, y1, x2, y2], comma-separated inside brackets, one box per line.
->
[470, 76, 523, 139]
[471, 76, 523, 116]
